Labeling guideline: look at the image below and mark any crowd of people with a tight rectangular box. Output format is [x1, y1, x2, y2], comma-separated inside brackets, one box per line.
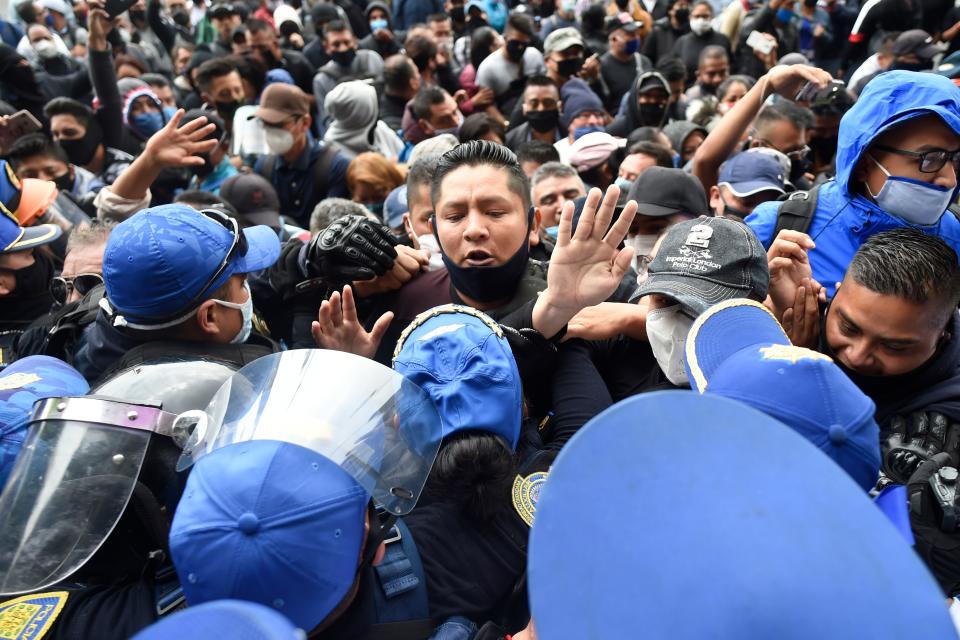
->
[3, 0, 960, 636]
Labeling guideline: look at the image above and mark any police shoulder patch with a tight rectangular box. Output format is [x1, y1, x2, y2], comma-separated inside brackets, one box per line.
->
[0, 591, 68, 640]
[512, 471, 549, 528]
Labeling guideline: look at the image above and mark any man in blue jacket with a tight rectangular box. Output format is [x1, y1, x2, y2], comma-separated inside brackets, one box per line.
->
[746, 70, 960, 296]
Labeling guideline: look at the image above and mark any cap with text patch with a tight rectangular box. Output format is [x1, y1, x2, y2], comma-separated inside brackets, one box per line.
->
[684, 298, 881, 491]
[635, 216, 768, 315]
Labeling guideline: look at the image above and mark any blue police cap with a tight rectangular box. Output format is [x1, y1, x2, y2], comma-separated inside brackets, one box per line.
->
[169, 440, 367, 632]
[528, 391, 956, 639]
[103, 204, 280, 323]
[392, 305, 522, 450]
[0, 356, 88, 487]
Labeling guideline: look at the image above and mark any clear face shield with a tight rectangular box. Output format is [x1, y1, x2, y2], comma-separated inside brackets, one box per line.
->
[174, 349, 444, 516]
[0, 397, 178, 596]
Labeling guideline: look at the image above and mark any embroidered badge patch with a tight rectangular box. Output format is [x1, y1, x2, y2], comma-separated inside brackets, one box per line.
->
[512, 471, 548, 527]
[0, 591, 68, 640]
[759, 344, 832, 365]
[0, 373, 41, 392]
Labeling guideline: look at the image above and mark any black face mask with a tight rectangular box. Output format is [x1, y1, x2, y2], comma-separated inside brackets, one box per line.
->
[412, 51, 433, 71]
[892, 60, 931, 73]
[53, 170, 74, 192]
[57, 119, 103, 167]
[215, 99, 243, 123]
[616, 0, 630, 8]
[699, 81, 719, 95]
[809, 136, 837, 166]
[506, 39, 527, 62]
[673, 7, 689, 24]
[803, 0, 817, 6]
[434, 214, 532, 303]
[790, 155, 811, 182]
[466, 16, 487, 32]
[0, 251, 55, 324]
[331, 47, 357, 67]
[129, 9, 147, 24]
[192, 153, 216, 178]
[172, 9, 190, 26]
[526, 109, 559, 133]
[557, 56, 584, 77]
[638, 102, 666, 126]
[450, 5, 465, 21]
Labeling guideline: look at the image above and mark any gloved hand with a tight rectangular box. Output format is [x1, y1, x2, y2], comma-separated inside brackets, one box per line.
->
[881, 411, 960, 484]
[908, 453, 960, 596]
[305, 215, 398, 285]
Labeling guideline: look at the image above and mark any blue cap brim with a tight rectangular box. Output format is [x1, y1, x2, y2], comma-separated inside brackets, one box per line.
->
[232, 224, 281, 274]
[2, 223, 62, 254]
[684, 299, 789, 393]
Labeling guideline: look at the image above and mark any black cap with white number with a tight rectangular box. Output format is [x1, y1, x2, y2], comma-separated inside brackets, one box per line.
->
[635, 216, 769, 315]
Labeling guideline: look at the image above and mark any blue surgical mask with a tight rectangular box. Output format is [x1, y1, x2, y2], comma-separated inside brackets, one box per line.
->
[573, 125, 605, 140]
[672, 152, 681, 168]
[545, 225, 559, 240]
[215, 281, 254, 344]
[163, 106, 177, 120]
[614, 176, 633, 192]
[132, 111, 164, 138]
[624, 38, 640, 54]
[775, 7, 795, 22]
[866, 154, 953, 226]
[370, 18, 389, 30]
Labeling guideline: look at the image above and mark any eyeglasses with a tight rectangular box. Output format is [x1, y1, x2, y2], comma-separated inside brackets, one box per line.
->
[754, 138, 810, 162]
[50, 273, 104, 306]
[873, 144, 960, 173]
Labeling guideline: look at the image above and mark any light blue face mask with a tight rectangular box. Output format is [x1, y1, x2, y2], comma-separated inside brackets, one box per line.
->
[614, 176, 633, 192]
[573, 125, 605, 140]
[866, 154, 953, 226]
[545, 225, 559, 240]
[370, 18, 389, 30]
[215, 281, 254, 344]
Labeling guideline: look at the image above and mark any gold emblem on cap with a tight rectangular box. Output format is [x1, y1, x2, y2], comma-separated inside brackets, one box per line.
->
[759, 344, 833, 365]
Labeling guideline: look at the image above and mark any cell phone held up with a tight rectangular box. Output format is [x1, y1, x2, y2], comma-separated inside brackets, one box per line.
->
[795, 80, 846, 106]
[0, 110, 42, 156]
[746, 30, 775, 56]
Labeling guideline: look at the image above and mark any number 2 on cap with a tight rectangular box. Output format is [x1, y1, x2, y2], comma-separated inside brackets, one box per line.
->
[685, 225, 713, 248]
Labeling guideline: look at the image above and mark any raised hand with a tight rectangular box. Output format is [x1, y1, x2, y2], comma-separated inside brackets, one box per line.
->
[766, 229, 824, 319]
[144, 109, 217, 168]
[312, 285, 394, 359]
[532, 185, 638, 339]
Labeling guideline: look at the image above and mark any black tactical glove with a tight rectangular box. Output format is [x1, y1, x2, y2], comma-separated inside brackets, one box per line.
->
[908, 453, 960, 596]
[305, 215, 398, 285]
[881, 411, 960, 484]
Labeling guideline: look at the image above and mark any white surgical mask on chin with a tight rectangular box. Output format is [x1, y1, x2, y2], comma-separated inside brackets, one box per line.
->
[214, 281, 254, 344]
[866, 154, 953, 226]
[264, 127, 295, 155]
[646, 304, 694, 386]
[416, 233, 445, 271]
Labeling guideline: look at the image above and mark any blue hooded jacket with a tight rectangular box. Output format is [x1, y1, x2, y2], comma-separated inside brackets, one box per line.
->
[746, 71, 960, 295]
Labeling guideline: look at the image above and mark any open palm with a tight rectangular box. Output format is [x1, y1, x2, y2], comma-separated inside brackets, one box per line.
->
[144, 109, 218, 168]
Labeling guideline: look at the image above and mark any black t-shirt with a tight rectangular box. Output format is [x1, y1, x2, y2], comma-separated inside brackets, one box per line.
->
[600, 52, 651, 111]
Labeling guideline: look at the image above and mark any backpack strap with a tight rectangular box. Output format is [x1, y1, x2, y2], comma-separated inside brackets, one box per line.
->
[260, 153, 277, 184]
[312, 143, 338, 199]
[773, 184, 821, 238]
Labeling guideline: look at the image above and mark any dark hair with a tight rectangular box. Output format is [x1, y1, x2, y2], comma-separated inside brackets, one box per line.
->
[775, 99, 815, 130]
[691, 0, 714, 14]
[114, 53, 147, 75]
[756, 102, 808, 135]
[383, 55, 417, 93]
[412, 85, 448, 120]
[141, 73, 171, 89]
[458, 113, 506, 144]
[173, 190, 239, 216]
[848, 229, 960, 328]
[811, 87, 856, 118]
[323, 19, 352, 37]
[698, 44, 728, 66]
[505, 12, 535, 38]
[469, 26, 499, 70]
[432, 140, 531, 210]
[517, 139, 561, 166]
[655, 55, 687, 83]
[6, 132, 69, 169]
[717, 74, 755, 101]
[581, 3, 605, 32]
[406, 155, 438, 208]
[627, 141, 675, 167]
[44, 97, 93, 127]
[405, 34, 438, 71]
[878, 32, 899, 57]
[194, 58, 239, 93]
[422, 431, 516, 522]
[15, 1, 40, 24]
[246, 17, 273, 35]
[230, 54, 267, 95]
[523, 74, 558, 96]
[426, 12, 449, 23]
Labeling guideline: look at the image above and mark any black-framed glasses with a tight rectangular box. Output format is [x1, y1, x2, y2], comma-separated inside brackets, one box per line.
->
[754, 138, 810, 162]
[50, 273, 104, 306]
[873, 144, 960, 173]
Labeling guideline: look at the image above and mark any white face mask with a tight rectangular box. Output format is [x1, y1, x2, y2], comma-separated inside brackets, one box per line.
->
[646, 304, 694, 386]
[264, 127, 295, 155]
[214, 280, 254, 344]
[624, 233, 659, 259]
[689, 17, 712, 35]
[34, 39, 58, 59]
[416, 233, 446, 271]
[866, 154, 953, 226]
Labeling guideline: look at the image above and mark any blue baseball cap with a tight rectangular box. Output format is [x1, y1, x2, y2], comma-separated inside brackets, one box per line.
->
[685, 299, 881, 491]
[717, 151, 786, 198]
[169, 439, 367, 633]
[528, 391, 956, 639]
[132, 600, 304, 640]
[103, 204, 280, 324]
[384, 185, 408, 229]
[392, 305, 523, 450]
[0, 356, 89, 488]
